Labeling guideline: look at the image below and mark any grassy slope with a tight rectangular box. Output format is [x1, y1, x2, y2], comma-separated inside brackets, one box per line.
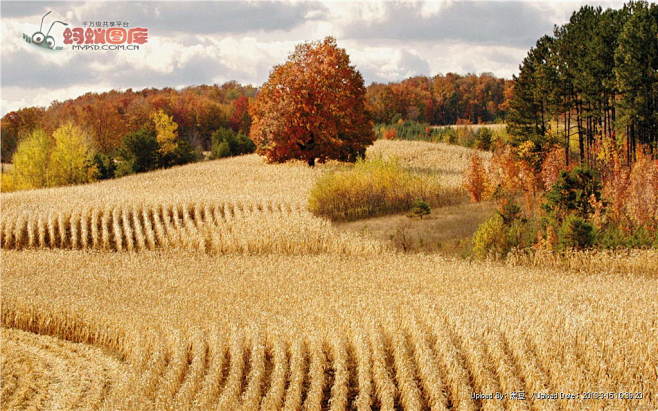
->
[1, 140, 479, 214]
[337, 201, 496, 254]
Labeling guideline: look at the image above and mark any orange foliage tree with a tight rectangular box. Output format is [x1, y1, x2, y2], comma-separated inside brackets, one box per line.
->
[249, 37, 375, 166]
[464, 153, 488, 202]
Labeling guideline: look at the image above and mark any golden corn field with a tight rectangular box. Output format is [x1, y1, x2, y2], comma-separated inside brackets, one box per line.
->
[2, 141, 657, 410]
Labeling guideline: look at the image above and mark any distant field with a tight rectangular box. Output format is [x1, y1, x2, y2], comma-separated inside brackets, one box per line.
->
[431, 123, 507, 131]
[2, 139, 657, 409]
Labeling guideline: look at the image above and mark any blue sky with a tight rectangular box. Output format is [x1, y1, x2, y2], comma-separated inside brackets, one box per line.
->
[1, 0, 625, 114]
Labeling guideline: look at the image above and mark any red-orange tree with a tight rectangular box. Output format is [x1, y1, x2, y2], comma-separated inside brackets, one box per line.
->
[249, 37, 374, 166]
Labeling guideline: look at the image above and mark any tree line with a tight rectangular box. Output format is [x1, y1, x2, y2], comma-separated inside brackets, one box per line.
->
[1, 82, 255, 161]
[366, 73, 513, 125]
[507, 0, 657, 165]
[1, 73, 513, 163]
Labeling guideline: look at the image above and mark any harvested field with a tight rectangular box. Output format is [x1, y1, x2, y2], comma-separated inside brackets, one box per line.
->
[2, 250, 657, 409]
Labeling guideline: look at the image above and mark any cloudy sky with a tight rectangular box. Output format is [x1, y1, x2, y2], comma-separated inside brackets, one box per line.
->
[1, 0, 624, 114]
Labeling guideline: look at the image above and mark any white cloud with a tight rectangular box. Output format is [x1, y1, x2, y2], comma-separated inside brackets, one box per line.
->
[0, 0, 627, 114]
[348, 45, 430, 82]
[1, 84, 115, 113]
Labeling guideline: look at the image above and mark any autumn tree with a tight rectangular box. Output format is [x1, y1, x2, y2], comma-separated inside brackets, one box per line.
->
[249, 37, 375, 166]
[150, 109, 179, 156]
[0, 107, 45, 161]
[10, 129, 53, 189]
[464, 153, 488, 202]
[229, 96, 251, 134]
[9, 124, 96, 189]
[50, 123, 96, 186]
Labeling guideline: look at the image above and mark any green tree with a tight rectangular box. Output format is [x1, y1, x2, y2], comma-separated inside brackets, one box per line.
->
[543, 166, 602, 220]
[92, 153, 116, 180]
[614, 1, 658, 160]
[210, 127, 255, 159]
[116, 129, 160, 176]
[507, 36, 555, 148]
[559, 215, 595, 250]
[50, 123, 97, 186]
[167, 138, 199, 167]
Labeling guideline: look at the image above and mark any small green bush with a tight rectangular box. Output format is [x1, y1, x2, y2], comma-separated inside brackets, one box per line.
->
[409, 199, 431, 219]
[497, 201, 522, 225]
[474, 128, 493, 150]
[558, 215, 595, 250]
[212, 141, 231, 159]
[507, 219, 540, 250]
[595, 225, 657, 249]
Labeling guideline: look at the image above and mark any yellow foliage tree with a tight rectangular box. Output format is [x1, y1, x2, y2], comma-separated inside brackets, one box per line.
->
[10, 129, 53, 190]
[150, 109, 179, 155]
[50, 123, 97, 186]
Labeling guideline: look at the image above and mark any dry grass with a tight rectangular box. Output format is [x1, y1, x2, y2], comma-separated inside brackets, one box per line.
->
[367, 140, 490, 184]
[1, 139, 656, 410]
[338, 201, 497, 253]
[2, 250, 657, 409]
[0, 141, 472, 216]
[0, 153, 386, 255]
[1, 328, 130, 410]
[0, 200, 385, 255]
[506, 248, 658, 277]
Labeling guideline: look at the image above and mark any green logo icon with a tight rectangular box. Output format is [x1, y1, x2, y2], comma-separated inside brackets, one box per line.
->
[23, 11, 68, 50]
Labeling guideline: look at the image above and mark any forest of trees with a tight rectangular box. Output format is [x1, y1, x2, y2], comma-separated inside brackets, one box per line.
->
[1, 74, 511, 163]
[366, 73, 513, 125]
[1, 82, 256, 161]
[507, 0, 657, 164]
[465, 1, 658, 255]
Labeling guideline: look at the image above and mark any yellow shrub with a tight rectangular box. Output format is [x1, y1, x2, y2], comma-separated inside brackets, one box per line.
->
[472, 214, 510, 258]
[10, 129, 53, 190]
[308, 157, 462, 221]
